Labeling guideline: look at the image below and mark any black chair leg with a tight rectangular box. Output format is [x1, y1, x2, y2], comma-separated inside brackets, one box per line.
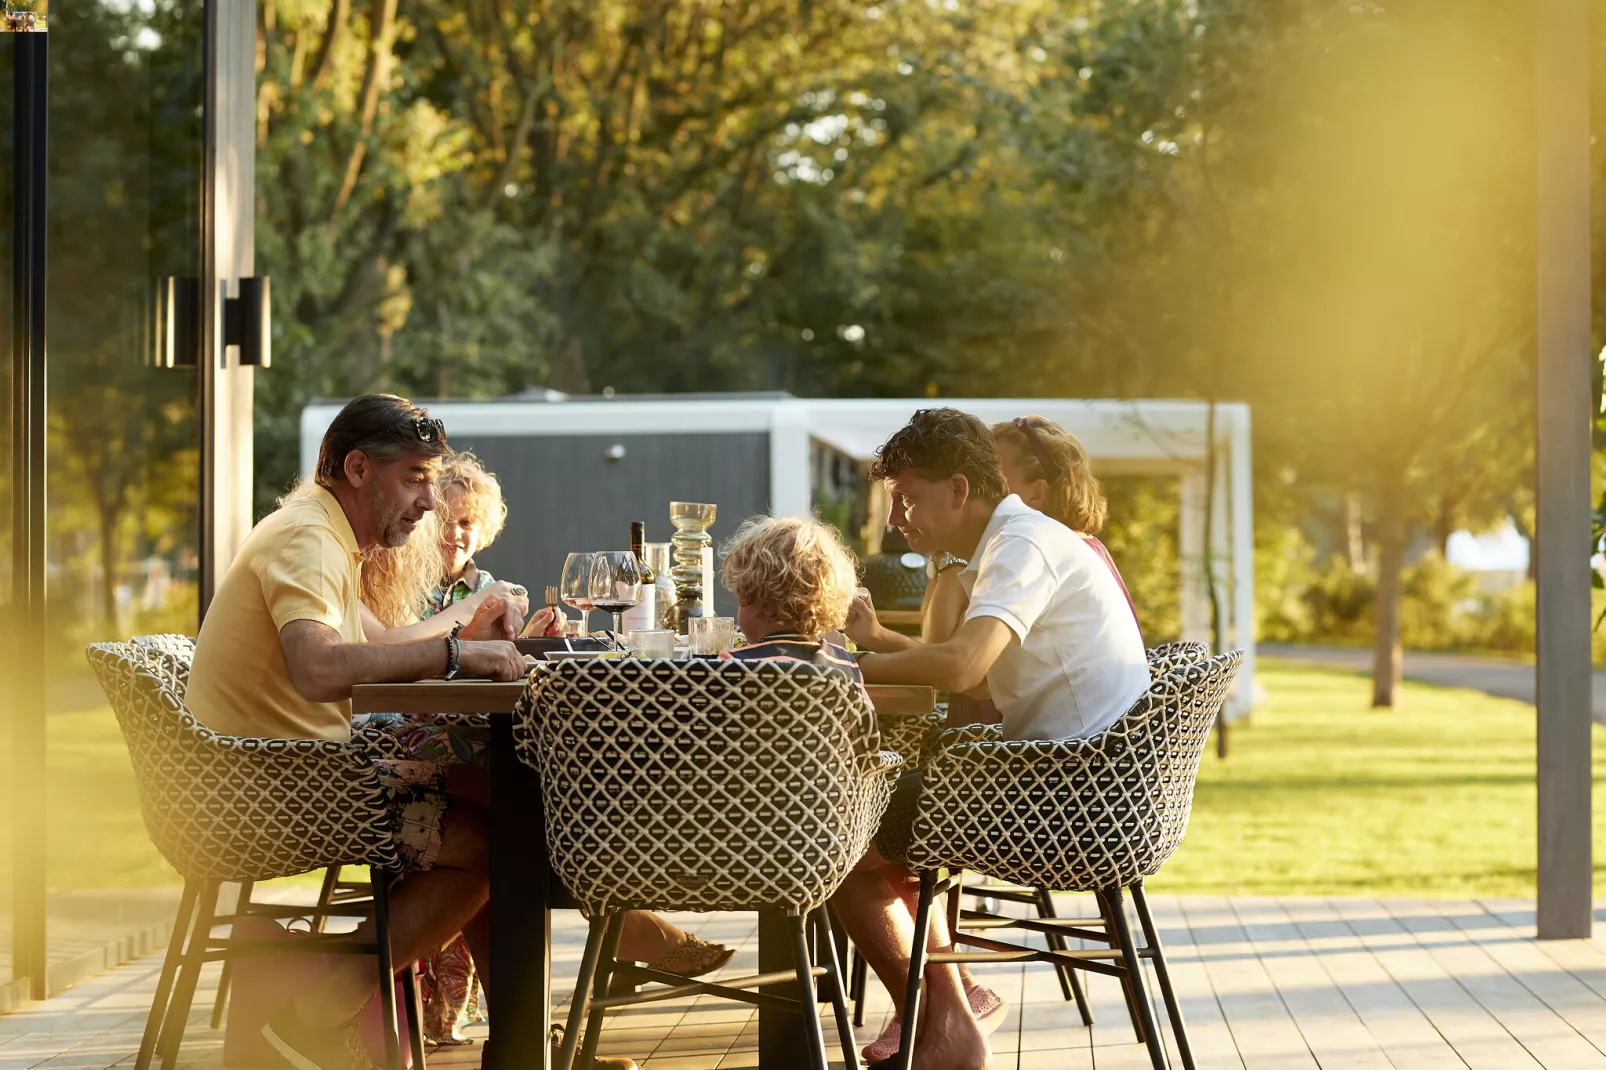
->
[578, 913, 626, 1070]
[314, 865, 341, 933]
[372, 871, 403, 1070]
[851, 950, 868, 1027]
[1132, 882, 1193, 1070]
[158, 878, 219, 1070]
[137, 880, 199, 1070]
[402, 963, 427, 1070]
[1105, 886, 1167, 1070]
[896, 871, 938, 1070]
[557, 915, 611, 1070]
[1099, 889, 1148, 1045]
[210, 880, 253, 1030]
[815, 907, 859, 1070]
[788, 915, 830, 1070]
[1035, 887, 1094, 1026]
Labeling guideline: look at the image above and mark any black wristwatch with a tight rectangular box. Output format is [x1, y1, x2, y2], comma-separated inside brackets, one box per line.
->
[443, 623, 464, 680]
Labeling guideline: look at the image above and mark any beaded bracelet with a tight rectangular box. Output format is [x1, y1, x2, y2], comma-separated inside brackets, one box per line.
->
[443, 623, 464, 680]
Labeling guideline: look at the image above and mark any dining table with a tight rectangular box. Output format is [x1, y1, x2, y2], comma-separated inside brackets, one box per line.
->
[351, 676, 937, 1070]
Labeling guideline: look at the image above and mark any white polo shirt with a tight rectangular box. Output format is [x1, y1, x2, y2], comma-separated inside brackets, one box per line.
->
[960, 495, 1150, 741]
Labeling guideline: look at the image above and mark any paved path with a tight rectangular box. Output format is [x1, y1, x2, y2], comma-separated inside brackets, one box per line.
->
[1263, 642, 1606, 724]
[13, 895, 1606, 1068]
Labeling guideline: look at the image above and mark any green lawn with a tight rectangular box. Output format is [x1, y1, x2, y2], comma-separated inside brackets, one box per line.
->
[7, 657, 1605, 897]
[1155, 657, 1606, 898]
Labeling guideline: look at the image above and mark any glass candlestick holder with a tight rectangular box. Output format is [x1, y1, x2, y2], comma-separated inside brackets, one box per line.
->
[668, 501, 716, 632]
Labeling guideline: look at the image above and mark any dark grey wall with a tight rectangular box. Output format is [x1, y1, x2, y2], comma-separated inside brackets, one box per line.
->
[449, 432, 772, 618]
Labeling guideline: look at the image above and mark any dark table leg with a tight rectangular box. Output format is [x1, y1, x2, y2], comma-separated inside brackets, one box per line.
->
[489, 713, 550, 1070]
[757, 909, 807, 1066]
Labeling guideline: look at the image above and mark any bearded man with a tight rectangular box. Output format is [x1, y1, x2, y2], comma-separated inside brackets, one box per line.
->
[186, 394, 584, 1070]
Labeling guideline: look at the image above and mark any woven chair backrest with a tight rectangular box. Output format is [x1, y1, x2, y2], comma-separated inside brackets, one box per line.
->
[909, 650, 1242, 890]
[85, 642, 396, 881]
[516, 657, 887, 915]
[129, 634, 196, 694]
[1146, 640, 1211, 679]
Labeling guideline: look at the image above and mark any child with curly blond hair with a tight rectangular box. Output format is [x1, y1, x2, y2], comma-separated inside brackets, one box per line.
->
[718, 516, 867, 694]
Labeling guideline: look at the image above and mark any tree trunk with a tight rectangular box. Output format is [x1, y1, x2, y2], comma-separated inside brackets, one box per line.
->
[1371, 473, 1407, 708]
[1345, 492, 1366, 570]
[99, 508, 121, 633]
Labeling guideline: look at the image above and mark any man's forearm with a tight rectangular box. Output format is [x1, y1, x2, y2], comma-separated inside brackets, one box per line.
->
[858, 616, 1014, 694]
[859, 643, 979, 693]
[859, 626, 922, 655]
[309, 638, 450, 700]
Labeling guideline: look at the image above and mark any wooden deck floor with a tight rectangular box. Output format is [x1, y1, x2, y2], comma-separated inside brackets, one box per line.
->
[6, 896, 1606, 1069]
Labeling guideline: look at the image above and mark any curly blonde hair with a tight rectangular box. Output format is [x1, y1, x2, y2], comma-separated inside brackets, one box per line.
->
[438, 452, 508, 546]
[363, 510, 447, 626]
[279, 479, 444, 626]
[721, 517, 859, 638]
[991, 417, 1108, 534]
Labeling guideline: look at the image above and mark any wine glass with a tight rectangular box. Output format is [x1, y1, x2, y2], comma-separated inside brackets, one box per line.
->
[560, 553, 597, 635]
[589, 550, 643, 638]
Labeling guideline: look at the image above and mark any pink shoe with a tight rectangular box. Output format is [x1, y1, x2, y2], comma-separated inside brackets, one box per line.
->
[860, 986, 1006, 1064]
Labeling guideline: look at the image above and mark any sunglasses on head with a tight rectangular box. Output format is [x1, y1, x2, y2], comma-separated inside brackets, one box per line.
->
[410, 416, 446, 444]
[1012, 416, 1058, 481]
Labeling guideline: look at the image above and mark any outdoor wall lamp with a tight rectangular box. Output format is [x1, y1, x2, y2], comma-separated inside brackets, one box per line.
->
[604, 443, 627, 463]
[158, 277, 200, 367]
[225, 275, 271, 367]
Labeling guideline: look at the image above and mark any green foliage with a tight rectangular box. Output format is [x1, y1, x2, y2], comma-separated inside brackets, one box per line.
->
[1299, 559, 1376, 643]
[1254, 520, 1318, 642]
[1099, 477, 1181, 643]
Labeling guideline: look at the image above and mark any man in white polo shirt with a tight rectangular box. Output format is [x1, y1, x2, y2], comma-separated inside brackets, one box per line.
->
[834, 407, 1149, 1070]
[847, 407, 1149, 741]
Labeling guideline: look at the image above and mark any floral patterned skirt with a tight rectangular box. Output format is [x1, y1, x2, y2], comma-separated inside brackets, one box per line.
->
[355, 713, 490, 1043]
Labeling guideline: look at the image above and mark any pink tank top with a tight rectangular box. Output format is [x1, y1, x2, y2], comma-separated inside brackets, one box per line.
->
[1081, 535, 1142, 642]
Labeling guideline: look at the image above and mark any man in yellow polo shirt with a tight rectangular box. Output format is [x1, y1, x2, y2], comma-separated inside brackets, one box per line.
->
[186, 395, 592, 1070]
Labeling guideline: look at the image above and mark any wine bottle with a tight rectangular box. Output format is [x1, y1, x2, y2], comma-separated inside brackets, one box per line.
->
[630, 521, 656, 582]
[622, 522, 658, 634]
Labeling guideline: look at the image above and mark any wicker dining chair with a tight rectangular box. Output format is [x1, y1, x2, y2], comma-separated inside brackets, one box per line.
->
[127, 635, 380, 1030]
[514, 658, 900, 1070]
[846, 639, 1218, 1030]
[893, 650, 1243, 1070]
[87, 641, 423, 1070]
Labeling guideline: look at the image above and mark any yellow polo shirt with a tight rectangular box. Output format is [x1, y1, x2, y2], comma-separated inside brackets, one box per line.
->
[188, 485, 367, 741]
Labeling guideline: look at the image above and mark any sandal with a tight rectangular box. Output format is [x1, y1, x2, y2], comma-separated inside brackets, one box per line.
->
[608, 934, 736, 994]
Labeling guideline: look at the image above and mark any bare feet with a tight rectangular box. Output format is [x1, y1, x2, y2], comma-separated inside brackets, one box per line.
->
[910, 1022, 991, 1070]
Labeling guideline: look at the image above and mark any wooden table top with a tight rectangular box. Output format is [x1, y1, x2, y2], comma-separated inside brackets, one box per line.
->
[351, 677, 936, 717]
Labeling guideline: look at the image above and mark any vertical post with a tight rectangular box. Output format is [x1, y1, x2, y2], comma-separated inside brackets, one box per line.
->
[768, 401, 812, 520]
[1178, 469, 1209, 644]
[200, 0, 257, 615]
[1229, 409, 1256, 719]
[8, 24, 48, 1000]
[1535, 0, 1592, 940]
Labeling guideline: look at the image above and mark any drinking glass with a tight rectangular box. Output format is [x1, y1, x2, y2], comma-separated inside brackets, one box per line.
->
[560, 553, 597, 635]
[689, 616, 737, 656]
[589, 550, 643, 637]
[629, 630, 676, 658]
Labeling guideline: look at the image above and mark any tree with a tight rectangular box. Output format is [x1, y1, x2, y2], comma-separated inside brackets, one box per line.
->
[1009, 0, 1536, 706]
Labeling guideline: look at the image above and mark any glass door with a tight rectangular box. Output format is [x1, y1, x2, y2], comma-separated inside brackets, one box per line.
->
[4, 0, 210, 999]
[44, 0, 205, 975]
